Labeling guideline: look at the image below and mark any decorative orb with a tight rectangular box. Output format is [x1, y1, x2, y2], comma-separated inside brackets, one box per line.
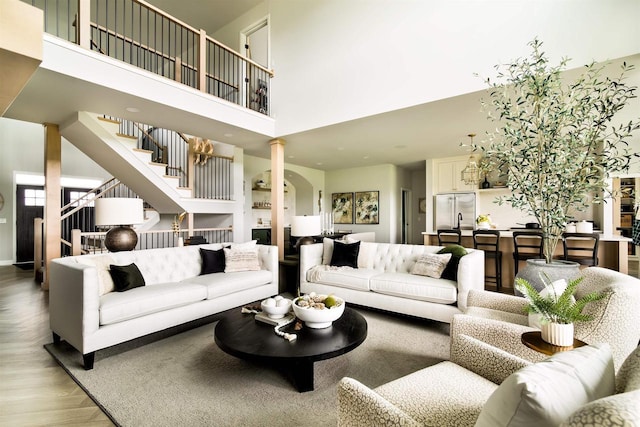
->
[105, 226, 138, 252]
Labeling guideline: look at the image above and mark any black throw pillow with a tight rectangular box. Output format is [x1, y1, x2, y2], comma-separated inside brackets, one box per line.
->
[437, 244, 468, 281]
[200, 248, 226, 275]
[330, 240, 360, 268]
[109, 263, 145, 292]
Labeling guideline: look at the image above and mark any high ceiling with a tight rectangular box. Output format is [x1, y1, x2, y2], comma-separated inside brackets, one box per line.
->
[4, 1, 639, 173]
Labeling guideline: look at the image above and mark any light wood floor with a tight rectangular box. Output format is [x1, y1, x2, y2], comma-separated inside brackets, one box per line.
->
[0, 266, 114, 427]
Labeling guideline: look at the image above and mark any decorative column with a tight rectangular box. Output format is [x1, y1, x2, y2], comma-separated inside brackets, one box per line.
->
[43, 123, 61, 290]
[270, 138, 286, 260]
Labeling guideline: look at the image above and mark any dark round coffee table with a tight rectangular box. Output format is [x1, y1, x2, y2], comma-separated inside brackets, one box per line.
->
[214, 307, 367, 392]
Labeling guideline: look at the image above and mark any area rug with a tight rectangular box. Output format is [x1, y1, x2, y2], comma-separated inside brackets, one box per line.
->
[45, 308, 450, 427]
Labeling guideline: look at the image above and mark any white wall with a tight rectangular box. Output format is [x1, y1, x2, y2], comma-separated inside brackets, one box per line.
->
[411, 167, 426, 244]
[325, 164, 406, 243]
[0, 117, 110, 264]
[266, 0, 639, 136]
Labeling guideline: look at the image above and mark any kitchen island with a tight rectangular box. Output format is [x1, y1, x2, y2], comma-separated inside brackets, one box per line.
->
[423, 230, 631, 291]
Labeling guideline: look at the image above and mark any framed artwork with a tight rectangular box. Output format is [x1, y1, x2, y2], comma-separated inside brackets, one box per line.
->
[332, 192, 354, 224]
[355, 191, 379, 224]
[418, 197, 426, 214]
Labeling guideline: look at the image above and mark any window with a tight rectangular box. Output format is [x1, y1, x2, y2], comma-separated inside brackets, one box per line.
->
[24, 189, 45, 206]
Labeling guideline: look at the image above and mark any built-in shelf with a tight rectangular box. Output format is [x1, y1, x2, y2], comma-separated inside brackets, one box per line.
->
[252, 187, 287, 192]
[252, 206, 287, 210]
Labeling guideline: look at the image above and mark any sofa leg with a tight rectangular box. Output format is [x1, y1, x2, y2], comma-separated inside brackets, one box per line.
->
[83, 352, 95, 370]
[52, 332, 61, 345]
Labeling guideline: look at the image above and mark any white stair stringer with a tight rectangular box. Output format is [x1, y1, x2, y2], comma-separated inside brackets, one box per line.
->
[60, 111, 237, 215]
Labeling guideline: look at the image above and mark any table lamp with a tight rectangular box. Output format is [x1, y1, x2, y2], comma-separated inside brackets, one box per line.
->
[291, 215, 321, 250]
[95, 198, 144, 252]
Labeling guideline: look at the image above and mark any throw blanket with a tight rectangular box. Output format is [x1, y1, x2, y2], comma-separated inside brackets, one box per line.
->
[307, 264, 355, 283]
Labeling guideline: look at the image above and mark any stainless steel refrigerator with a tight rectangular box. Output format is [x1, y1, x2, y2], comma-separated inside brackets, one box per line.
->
[435, 192, 476, 230]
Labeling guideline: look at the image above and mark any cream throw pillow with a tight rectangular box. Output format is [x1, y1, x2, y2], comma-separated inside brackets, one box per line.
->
[76, 255, 116, 295]
[410, 253, 452, 278]
[476, 343, 615, 427]
[224, 248, 260, 273]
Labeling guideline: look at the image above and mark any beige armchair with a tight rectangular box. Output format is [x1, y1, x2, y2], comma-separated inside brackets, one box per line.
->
[455, 266, 640, 371]
[338, 338, 640, 427]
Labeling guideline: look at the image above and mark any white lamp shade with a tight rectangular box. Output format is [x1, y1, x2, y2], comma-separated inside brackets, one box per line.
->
[291, 215, 321, 237]
[95, 198, 144, 226]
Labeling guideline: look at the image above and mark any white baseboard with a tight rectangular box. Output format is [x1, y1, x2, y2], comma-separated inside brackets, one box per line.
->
[0, 260, 16, 266]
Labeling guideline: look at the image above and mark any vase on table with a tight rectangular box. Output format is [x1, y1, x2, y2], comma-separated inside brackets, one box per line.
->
[541, 322, 574, 346]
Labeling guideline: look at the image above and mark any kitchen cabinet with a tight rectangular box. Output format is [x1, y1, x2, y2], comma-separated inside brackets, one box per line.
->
[434, 157, 477, 193]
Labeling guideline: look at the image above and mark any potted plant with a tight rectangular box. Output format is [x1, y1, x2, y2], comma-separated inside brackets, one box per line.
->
[515, 274, 604, 346]
[473, 38, 640, 266]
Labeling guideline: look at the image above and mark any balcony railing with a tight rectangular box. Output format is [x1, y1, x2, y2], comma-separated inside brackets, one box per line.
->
[23, 0, 273, 115]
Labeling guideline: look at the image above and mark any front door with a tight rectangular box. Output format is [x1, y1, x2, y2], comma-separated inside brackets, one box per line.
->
[15, 185, 45, 264]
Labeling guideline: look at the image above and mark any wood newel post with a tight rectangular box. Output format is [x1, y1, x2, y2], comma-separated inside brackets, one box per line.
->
[77, 0, 91, 49]
[71, 229, 82, 256]
[174, 57, 182, 84]
[198, 29, 207, 92]
[270, 138, 286, 260]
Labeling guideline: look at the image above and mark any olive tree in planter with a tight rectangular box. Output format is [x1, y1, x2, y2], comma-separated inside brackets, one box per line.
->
[475, 39, 640, 266]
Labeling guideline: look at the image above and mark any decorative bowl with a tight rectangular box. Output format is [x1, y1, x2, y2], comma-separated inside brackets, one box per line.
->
[292, 296, 346, 329]
[261, 297, 292, 319]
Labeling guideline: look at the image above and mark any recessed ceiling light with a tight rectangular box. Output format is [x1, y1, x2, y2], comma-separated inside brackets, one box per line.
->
[125, 107, 140, 113]
[316, 162, 323, 166]
[363, 155, 369, 159]
[288, 155, 295, 159]
[224, 133, 233, 137]
[337, 147, 345, 151]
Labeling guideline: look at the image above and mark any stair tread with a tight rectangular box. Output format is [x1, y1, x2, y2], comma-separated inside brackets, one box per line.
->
[133, 148, 153, 154]
[116, 133, 138, 140]
[97, 116, 120, 125]
[163, 175, 180, 179]
[149, 161, 167, 167]
[177, 186, 192, 190]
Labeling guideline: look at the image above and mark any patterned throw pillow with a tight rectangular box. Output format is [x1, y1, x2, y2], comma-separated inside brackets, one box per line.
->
[223, 248, 261, 273]
[410, 253, 452, 278]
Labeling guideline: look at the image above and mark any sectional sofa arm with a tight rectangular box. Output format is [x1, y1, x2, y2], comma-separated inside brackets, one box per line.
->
[455, 249, 486, 311]
[299, 243, 324, 285]
[467, 289, 528, 315]
[49, 259, 101, 352]
[337, 377, 420, 427]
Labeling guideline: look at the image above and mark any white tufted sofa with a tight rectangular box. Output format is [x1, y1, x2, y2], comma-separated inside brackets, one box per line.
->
[49, 243, 278, 369]
[299, 241, 484, 323]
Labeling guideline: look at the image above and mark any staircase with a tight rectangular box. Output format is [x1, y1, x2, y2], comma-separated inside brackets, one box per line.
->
[60, 111, 236, 214]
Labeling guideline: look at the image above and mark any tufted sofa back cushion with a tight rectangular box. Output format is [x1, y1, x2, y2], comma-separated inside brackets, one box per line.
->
[109, 245, 208, 285]
[369, 244, 473, 274]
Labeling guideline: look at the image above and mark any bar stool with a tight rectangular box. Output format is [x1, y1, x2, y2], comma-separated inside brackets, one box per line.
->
[512, 231, 544, 274]
[437, 229, 462, 246]
[562, 232, 599, 266]
[473, 230, 502, 291]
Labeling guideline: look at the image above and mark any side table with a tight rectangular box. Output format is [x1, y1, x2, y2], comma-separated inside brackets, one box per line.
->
[521, 331, 587, 356]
